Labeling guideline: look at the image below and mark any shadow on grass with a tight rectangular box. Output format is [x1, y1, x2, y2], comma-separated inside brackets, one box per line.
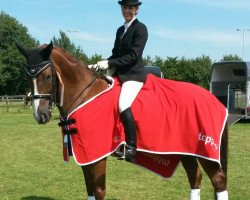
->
[21, 196, 55, 200]
[238, 118, 250, 123]
[106, 199, 118, 200]
[21, 196, 118, 200]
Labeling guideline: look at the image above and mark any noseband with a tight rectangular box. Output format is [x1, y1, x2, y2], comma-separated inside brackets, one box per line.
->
[26, 60, 57, 106]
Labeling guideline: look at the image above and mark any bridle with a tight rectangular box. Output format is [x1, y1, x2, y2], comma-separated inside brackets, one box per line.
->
[26, 60, 57, 106]
[26, 59, 101, 113]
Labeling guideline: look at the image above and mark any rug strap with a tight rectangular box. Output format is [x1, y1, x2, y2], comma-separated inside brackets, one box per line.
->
[58, 119, 76, 126]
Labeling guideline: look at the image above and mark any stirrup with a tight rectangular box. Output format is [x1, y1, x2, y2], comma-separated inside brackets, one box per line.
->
[112, 145, 125, 160]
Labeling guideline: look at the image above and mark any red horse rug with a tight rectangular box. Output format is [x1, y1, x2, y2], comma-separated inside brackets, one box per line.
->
[60, 74, 228, 179]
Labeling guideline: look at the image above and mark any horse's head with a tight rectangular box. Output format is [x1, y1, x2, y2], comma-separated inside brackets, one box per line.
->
[17, 42, 55, 124]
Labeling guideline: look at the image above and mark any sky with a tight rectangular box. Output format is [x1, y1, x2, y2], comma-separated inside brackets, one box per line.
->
[1, 0, 250, 62]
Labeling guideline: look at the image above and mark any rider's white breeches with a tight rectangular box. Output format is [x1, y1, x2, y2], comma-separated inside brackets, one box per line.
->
[119, 81, 143, 113]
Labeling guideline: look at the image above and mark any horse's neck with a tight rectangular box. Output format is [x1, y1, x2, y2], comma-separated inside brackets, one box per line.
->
[61, 76, 109, 116]
[51, 49, 87, 81]
[51, 49, 109, 115]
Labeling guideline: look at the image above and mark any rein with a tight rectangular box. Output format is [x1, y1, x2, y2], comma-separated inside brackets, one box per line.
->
[60, 68, 102, 116]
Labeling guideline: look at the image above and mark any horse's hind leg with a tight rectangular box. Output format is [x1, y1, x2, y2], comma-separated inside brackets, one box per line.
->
[181, 155, 202, 200]
[198, 124, 228, 200]
[198, 158, 228, 200]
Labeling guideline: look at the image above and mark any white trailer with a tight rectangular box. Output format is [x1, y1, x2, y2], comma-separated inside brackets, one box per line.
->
[210, 61, 250, 124]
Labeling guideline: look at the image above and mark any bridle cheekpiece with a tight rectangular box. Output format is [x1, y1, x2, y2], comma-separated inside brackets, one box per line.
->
[26, 59, 58, 105]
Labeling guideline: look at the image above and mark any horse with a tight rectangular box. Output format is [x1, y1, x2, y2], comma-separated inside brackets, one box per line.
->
[17, 42, 229, 200]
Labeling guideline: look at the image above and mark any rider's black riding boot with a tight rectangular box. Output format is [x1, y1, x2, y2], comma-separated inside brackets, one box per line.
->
[120, 107, 137, 163]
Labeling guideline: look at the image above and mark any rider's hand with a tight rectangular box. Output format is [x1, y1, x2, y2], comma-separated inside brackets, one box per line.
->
[97, 60, 109, 70]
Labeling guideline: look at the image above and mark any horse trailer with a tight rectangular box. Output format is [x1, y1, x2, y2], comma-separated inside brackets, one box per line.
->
[210, 61, 250, 124]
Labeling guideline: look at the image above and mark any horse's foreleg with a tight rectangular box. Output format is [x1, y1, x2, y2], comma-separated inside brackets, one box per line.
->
[92, 158, 106, 200]
[198, 158, 228, 200]
[181, 155, 202, 200]
[81, 158, 107, 200]
[82, 165, 94, 197]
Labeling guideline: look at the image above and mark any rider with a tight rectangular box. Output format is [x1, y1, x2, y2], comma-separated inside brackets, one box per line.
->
[90, 0, 148, 163]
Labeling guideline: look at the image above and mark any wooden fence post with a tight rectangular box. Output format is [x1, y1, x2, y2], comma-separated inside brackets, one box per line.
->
[6, 95, 10, 113]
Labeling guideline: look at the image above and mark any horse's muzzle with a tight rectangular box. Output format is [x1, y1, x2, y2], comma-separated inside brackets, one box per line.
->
[34, 109, 51, 124]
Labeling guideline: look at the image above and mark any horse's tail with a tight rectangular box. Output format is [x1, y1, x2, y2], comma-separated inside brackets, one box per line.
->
[220, 122, 228, 176]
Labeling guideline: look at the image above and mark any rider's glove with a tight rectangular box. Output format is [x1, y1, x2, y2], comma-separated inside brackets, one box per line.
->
[96, 60, 109, 70]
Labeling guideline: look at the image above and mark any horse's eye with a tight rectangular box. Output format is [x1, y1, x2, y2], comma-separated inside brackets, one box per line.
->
[45, 75, 51, 81]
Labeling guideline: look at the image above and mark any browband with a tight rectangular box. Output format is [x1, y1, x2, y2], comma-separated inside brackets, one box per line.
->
[26, 61, 51, 77]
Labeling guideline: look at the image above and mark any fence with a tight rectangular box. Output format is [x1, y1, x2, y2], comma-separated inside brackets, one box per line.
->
[0, 95, 59, 119]
[0, 95, 31, 112]
[0, 95, 27, 102]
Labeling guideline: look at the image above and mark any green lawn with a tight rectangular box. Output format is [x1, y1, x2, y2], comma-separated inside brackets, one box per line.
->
[0, 107, 249, 200]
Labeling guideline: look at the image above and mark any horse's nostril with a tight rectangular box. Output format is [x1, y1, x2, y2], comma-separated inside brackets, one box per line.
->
[41, 113, 47, 123]
[40, 113, 50, 124]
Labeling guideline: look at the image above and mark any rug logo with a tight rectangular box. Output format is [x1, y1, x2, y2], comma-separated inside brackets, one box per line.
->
[199, 133, 218, 150]
[143, 152, 171, 167]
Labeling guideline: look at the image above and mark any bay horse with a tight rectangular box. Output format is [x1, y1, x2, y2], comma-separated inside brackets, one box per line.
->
[17, 42, 229, 200]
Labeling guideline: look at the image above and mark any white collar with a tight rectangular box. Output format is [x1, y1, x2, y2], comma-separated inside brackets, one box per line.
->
[124, 17, 137, 30]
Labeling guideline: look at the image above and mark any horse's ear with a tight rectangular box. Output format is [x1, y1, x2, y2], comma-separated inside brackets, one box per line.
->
[16, 43, 29, 59]
[48, 41, 53, 50]
[41, 41, 53, 59]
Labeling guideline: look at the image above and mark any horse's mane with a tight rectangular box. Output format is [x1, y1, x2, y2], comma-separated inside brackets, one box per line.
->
[53, 46, 85, 66]
[49, 45, 108, 82]
[52, 46, 108, 81]
[38, 44, 85, 67]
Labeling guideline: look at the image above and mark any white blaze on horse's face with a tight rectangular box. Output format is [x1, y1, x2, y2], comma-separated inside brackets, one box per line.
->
[32, 78, 41, 121]
[31, 67, 53, 124]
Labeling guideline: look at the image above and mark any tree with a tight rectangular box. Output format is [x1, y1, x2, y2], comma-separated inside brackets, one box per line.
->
[185, 55, 212, 89]
[220, 54, 243, 62]
[0, 12, 38, 95]
[52, 31, 103, 65]
[143, 55, 212, 89]
[88, 54, 103, 65]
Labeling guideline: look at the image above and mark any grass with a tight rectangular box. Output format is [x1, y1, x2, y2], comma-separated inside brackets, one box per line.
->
[0, 106, 249, 199]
